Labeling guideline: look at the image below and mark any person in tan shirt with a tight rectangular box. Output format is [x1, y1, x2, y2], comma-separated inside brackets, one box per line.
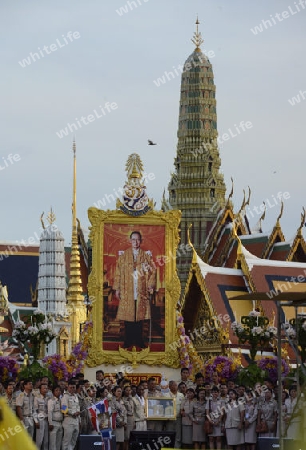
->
[48, 385, 63, 450]
[16, 379, 35, 438]
[34, 383, 49, 450]
[132, 385, 147, 431]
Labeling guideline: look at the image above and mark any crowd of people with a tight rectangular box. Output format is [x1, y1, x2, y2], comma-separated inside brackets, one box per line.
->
[0, 367, 303, 450]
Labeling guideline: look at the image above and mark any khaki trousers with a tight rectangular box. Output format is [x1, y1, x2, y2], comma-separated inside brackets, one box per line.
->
[49, 422, 63, 450]
[62, 419, 79, 450]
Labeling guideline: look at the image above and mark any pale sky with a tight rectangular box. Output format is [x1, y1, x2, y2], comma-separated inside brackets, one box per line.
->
[1, 0, 306, 245]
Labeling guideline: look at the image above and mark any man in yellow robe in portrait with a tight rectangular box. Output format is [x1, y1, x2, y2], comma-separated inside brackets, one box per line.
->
[114, 231, 156, 348]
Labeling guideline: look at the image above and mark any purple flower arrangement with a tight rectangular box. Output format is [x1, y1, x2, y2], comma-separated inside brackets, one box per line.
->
[256, 356, 290, 383]
[0, 356, 19, 380]
[42, 342, 88, 381]
[204, 355, 240, 383]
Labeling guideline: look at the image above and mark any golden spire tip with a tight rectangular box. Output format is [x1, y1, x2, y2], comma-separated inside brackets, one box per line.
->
[191, 15, 204, 51]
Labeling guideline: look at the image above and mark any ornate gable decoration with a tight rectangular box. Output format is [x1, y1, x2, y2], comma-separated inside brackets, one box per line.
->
[116, 153, 154, 217]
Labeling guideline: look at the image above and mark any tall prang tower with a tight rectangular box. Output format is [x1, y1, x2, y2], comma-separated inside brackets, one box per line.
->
[167, 19, 226, 287]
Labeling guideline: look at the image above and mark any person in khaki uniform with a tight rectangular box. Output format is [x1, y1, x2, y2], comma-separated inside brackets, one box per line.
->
[61, 380, 80, 450]
[48, 385, 63, 450]
[165, 381, 185, 448]
[16, 379, 35, 438]
[4, 381, 17, 413]
[132, 385, 147, 431]
[147, 377, 163, 431]
[34, 382, 49, 450]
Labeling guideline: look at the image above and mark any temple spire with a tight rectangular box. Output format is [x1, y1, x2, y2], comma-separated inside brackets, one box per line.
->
[191, 16, 204, 52]
[72, 139, 77, 231]
[67, 140, 86, 348]
[168, 18, 226, 288]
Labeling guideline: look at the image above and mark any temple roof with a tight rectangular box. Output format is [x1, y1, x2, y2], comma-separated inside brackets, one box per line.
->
[202, 198, 306, 266]
[236, 241, 306, 327]
[0, 243, 39, 304]
[182, 251, 250, 357]
[182, 242, 306, 363]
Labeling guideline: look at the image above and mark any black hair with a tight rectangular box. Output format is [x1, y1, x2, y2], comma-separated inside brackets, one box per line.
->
[130, 231, 142, 241]
[228, 389, 238, 398]
[194, 372, 204, 380]
[52, 385, 61, 393]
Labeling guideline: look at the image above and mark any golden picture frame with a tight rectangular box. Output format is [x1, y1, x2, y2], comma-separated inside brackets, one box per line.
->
[86, 207, 181, 368]
[145, 397, 177, 420]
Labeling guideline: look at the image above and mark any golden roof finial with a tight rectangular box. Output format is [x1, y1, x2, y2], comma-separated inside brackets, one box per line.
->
[187, 223, 197, 264]
[40, 212, 45, 230]
[297, 207, 306, 236]
[226, 177, 234, 207]
[236, 189, 246, 218]
[46, 207, 56, 225]
[276, 200, 284, 227]
[245, 186, 251, 207]
[191, 16, 204, 52]
[259, 202, 266, 222]
[232, 221, 243, 258]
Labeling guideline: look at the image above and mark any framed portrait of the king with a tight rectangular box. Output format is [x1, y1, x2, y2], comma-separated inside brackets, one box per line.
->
[145, 398, 176, 420]
[86, 207, 181, 368]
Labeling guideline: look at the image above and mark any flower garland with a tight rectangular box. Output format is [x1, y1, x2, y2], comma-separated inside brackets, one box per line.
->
[257, 356, 290, 384]
[204, 355, 240, 384]
[176, 311, 203, 373]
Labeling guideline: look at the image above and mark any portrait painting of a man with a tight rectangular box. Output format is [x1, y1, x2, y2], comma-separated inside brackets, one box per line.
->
[114, 231, 156, 348]
[103, 223, 166, 352]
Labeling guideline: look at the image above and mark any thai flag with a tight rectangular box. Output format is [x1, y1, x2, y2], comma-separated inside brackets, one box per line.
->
[111, 412, 116, 430]
[96, 399, 109, 414]
[101, 429, 113, 450]
[88, 404, 98, 431]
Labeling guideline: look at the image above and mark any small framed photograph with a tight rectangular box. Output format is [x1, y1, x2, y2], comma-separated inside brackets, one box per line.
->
[145, 397, 176, 420]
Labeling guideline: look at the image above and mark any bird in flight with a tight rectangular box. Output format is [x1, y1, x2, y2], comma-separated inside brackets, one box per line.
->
[148, 140, 157, 145]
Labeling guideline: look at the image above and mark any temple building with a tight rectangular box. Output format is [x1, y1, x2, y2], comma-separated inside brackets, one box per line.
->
[167, 18, 226, 287]
[37, 209, 71, 356]
[165, 20, 306, 366]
